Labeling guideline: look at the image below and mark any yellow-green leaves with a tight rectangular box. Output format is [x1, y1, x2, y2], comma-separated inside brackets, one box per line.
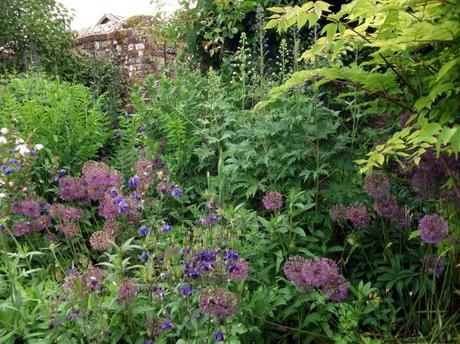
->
[265, 1, 331, 33]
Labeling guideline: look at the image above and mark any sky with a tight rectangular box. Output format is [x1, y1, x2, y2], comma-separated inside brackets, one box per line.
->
[59, 0, 182, 30]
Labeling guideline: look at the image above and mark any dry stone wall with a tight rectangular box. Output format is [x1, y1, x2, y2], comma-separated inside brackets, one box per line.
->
[77, 27, 176, 83]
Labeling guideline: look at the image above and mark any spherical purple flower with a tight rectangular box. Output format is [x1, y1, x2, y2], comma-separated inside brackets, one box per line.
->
[170, 187, 182, 197]
[11, 198, 42, 218]
[301, 258, 338, 288]
[59, 177, 88, 202]
[89, 231, 112, 251]
[419, 214, 448, 244]
[160, 319, 172, 331]
[421, 254, 446, 278]
[138, 226, 151, 236]
[373, 195, 399, 219]
[128, 175, 140, 189]
[284, 255, 310, 291]
[118, 278, 138, 306]
[363, 172, 390, 199]
[199, 288, 238, 320]
[213, 331, 225, 342]
[345, 202, 371, 228]
[262, 191, 283, 210]
[160, 224, 172, 234]
[321, 274, 349, 301]
[179, 284, 193, 296]
[390, 207, 412, 230]
[329, 204, 346, 222]
[228, 260, 249, 281]
[139, 251, 149, 262]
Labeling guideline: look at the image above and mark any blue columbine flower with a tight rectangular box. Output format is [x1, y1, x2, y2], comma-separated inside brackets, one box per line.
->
[7, 158, 17, 164]
[213, 331, 224, 342]
[144, 340, 153, 344]
[179, 284, 193, 296]
[138, 226, 151, 236]
[117, 201, 129, 214]
[57, 168, 67, 177]
[108, 188, 118, 197]
[160, 319, 173, 331]
[160, 224, 172, 233]
[139, 251, 149, 262]
[3, 166, 13, 175]
[128, 175, 140, 189]
[170, 187, 182, 197]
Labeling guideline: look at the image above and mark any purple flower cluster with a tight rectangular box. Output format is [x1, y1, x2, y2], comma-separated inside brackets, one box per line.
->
[89, 231, 112, 251]
[145, 317, 172, 338]
[421, 254, 446, 278]
[345, 202, 371, 229]
[10, 198, 43, 218]
[213, 331, 225, 342]
[262, 191, 283, 210]
[199, 213, 220, 226]
[10, 198, 52, 236]
[59, 177, 89, 203]
[160, 223, 172, 234]
[83, 161, 123, 200]
[330, 202, 371, 229]
[228, 260, 249, 281]
[183, 250, 217, 279]
[118, 278, 138, 306]
[419, 214, 448, 244]
[364, 172, 390, 199]
[79, 266, 106, 293]
[49, 204, 84, 222]
[179, 284, 193, 296]
[284, 256, 349, 301]
[199, 287, 238, 320]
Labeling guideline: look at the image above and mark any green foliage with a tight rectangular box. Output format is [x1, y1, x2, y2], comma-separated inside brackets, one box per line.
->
[0, 75, 111, 171]
[260, 0, 460, 172]
[0, 0, 76, 75]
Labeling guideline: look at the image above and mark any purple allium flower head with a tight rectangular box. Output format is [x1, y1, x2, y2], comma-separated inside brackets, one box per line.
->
[199, 288, 238, 320]
[128, 175, 140, 189]
[364, 172, 390, 199]
[228, 260, 249, 281]
[160, 319, 172, 331]
[329, 204, 346, 222]
[179, 284, 193, 296]
[421, 254, 446, 278]
[89, 231, 112, 251]
[80, 266, 106, 292]
[170, 186, 182, 197]
[321, 274, 350, 301]
[139, 251, 149, 262]
[213, 331, 225, 342]
[59, 177, 89, 202]
[301, 258, 338, 288]
[31, 215, 52, 231]
[345, 202, 371, 228]
[13, 221, 33, 237]
[57, 223, 79, 238]
[390, 207, 412, 230]
[419, 214, 448, 244]
[139, 225, 150, 236]
[283, 255, 310, 291]
[160, 224, 172, 234]
[11, 198, 42, 218]
[99, 193, 119, 219]
[262, 191, 283, 210]
[118, 278, 138, 306]
[410, 150, 447, 200]
[49, 204, 84, 222]
[373, 195, 399, 219]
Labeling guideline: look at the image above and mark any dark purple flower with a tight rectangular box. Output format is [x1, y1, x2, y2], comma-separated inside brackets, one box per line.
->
[419, 214, 448, 244]
[345, 202, 371, 228]
[199, 213, 220, 226]
[140, 251, 149, 262]
[89, 231, 112, 251]
[421, 254, 446, 278]
[132, 191, 142, 201]
[117, 201, 130, 214]
[321, 274, 349, 301]
[160, 224, 172, 234]
[113, 132, 123, 139]
[170, 187, 182, 197]
[199, 288, 237, 320]
[128, 175, 140, 189]
[262, 191, 283, 210]
[213, 331, 225, 342]
[144, 340, 153, 344]
[3, 166, 13, 175]
[160, 319, 172, 331]
[329, 204, 346, 222]
[139, 226, 151, 236]
[10, 198, 42, 218]
[373, 195, 399, 219]
[179, 284, 193, 296]
[118, 278, 138, 306]
[58, 169, 67, 177]
[228, 260, 249, 281]
[223, 250, 239, 261]
[108, 188, 118, 197]
[364, 172, 390, 199]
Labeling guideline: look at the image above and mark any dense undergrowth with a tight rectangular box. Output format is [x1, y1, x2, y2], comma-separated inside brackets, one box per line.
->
[0, 0, 459, 343]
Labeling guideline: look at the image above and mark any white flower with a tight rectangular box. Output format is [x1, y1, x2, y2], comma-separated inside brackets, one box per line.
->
[0, 136, 6, 144]
[0, 193, 5, 199]
[17, 144, 30, 155]
[0, 179, 4, 186]
[34, 143, 44, 150]
[15, 138, 25, 144]
[0, 128, 8, 135]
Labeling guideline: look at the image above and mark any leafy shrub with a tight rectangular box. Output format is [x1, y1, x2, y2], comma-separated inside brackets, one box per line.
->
[0, 75, 111, 172]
